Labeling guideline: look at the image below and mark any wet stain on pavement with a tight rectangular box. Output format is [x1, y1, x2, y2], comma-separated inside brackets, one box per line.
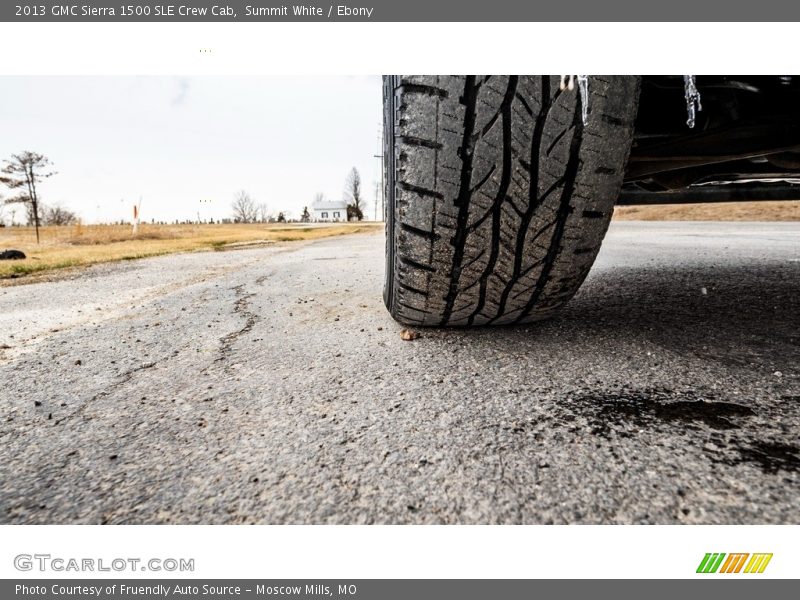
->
[715, 440, 800, 474]
[566, 388, 800, 475]
[569, 388, 756, 437]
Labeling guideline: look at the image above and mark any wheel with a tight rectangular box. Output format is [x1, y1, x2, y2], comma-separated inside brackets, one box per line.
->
[383, 75, 640, 327]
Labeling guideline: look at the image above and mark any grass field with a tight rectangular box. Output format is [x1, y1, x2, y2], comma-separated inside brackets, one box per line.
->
[613, 200, 800, 221]
[0, 222, 381, 280]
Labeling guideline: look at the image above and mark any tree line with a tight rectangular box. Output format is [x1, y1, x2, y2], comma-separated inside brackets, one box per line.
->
[230, 167, 367, 224]
[1, 150, 371, 240]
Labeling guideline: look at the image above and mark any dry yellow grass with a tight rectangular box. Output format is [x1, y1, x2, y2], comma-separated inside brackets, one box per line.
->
[613, 200, 800, 221]
[0, 222, 381, 280]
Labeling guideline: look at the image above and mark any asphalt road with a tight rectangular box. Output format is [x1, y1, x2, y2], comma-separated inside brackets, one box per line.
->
[0, 222, 798, 524]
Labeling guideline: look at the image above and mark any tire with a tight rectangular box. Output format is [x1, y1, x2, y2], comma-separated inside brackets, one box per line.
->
[383, 75, 640, 327]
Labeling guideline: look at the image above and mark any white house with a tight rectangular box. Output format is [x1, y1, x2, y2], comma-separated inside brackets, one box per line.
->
[312, 200, 348, 222]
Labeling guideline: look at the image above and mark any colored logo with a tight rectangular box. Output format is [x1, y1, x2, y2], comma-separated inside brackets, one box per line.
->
[697, 553, 773, 574]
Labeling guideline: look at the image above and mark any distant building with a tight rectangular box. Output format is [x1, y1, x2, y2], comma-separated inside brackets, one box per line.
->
[311, 200, 348, 222]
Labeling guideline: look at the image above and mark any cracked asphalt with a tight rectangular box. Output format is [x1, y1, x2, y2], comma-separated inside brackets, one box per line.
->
[0, 221, 798, 524]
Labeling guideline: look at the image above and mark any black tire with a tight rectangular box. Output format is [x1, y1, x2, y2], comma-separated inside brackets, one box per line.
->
[383, 75, 640, 327]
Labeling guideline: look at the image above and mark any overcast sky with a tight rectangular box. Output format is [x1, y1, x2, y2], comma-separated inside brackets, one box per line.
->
[0, 76, 383, 224]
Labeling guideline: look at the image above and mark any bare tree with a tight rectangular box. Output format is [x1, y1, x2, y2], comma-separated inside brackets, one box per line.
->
[231, 190, 258, 223]
[1, 151, 56, 243]
[313, 192, 324, 205]
[256, 202, 271, 223]
[344, 167, 364, 221]
[43, 203, 78, 226]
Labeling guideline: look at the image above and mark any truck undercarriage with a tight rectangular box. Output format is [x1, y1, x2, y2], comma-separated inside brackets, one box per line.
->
[622, 75, 800, 204]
